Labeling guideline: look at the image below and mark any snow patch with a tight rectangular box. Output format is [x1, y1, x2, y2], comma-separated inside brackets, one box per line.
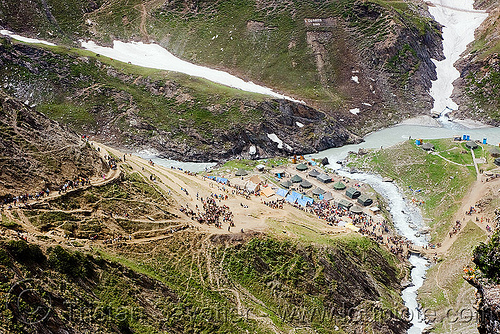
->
[296, 122, 304, 128]
[249, 145, 257, 155]
[362, 103, 372, 107]
[427, 0, 488, 115]
[80, 40, 302, 103]
[267, 133, 291, 150]
[351, 76, 359, 84]
[349, 108, 360, 115]
[0, 30, 56, 46]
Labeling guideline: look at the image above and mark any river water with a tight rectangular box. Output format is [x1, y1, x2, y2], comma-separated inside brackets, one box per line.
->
[1, 3, 493, 332]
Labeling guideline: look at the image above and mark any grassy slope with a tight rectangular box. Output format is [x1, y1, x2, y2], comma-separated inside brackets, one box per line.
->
[347, 138, 499, 333]
[0, 38, 267, 144]
[350, 139, 476, 243]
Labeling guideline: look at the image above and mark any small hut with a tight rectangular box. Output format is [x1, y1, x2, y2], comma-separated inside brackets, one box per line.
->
[261, 187, 275, 198]
[308, 169, 320, 177]
[338, 199, 353, 210]
[235, 169, 248, 176]
[345, 187, 361, 199]
[312, 187, 325, 196]
[422, 143, 434, 151]
[490, 147, 500, 157]
[333, 181, 346, 190]
[296, 163, 309, 171]
[316, 173, 332, 183]
[466, 141, 478, 150]
[357, 194, 373, 206]
[322, 192, 334, 201]
[280, 180, 293, 189]
[291, 175, 303, 183]
[350, 206, 363, 214]
[300, 180, 313, 189]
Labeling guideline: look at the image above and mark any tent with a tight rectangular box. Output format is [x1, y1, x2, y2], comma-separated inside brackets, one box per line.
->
[261, 187, 275, 198]
[490, 147, 500, 157]
[322, 192, 334, 201]
[422, 143, 434, 151]
[357, 194, 373, 206]
[291, 175, 303, 183]
[350, 206, 363, 214]
[308, 169, 320, 177]
[245, 181, 260, 193]
[345, 223, 360, 232]
[466, 141, 478, 150]
[369, 206, 380, 213]
[303, 196, 313, 205]
[312, 187, 325, 196]
[216, 177, 228, 184]
[235, 169, 248, 176]
[275, 171, 286, 178]
[280, 180, 293, 189]
[275, 188, 288, 197]
[256, 164, 265, 171]
[297, 198, 308, 207]
[296, 163, 309, 171]
[290, 191, 302, 202]
[285, 194, 297, 204]
[300, 180, 312, 189]
[495, 158, 500, 166]
[250, 175, 263, 184]
[316, 173, 332, 183]
[338, 199, 353, 210]
[333, 181, 346, 190]
[345, 187, 361, 199]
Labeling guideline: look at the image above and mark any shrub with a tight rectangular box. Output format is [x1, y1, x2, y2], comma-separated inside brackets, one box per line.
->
[47, 246, 93, 278]
[5, 240, 45, 263]
[473, 230, 500, 283]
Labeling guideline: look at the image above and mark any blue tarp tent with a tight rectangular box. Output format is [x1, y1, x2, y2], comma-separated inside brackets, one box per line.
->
[303, 196, 313, 205]
[297, 198, 308, 207]
[216, 177, 228, 184]
[285, 195, 297, 204]
[207, 176, 216, 180]
[276, 188, 288, 197]
[290, 191, 302, 202]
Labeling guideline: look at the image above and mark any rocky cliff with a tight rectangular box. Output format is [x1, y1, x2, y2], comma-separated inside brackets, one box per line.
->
[452, 0, 500, 124]
[0, 88, 106, 198]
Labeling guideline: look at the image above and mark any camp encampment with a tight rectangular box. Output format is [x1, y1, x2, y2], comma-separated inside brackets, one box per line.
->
[296, 163, 308, 171]
[291, 175, 303, 183]
[235, 169, 248, 176]
[280, 180, 293, 189]
[316, 173, 332, 183]
[357, 194, 373, 206]
[346, 187, 361, 199]
[312, 187, 325, 196]
[333, 181, 346, 190]
[300, 180, 312, 189]
[308, 169, 320, 177]
[466, 141, 478, 150]
[338, 199, 353, 210]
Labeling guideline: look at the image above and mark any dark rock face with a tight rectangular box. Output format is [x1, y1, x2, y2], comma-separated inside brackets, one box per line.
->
[466, 278, 500, 334]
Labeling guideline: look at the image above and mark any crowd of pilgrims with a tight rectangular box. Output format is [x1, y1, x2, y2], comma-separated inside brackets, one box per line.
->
[180, 193, 235, 230]
[1, 177, 91, 208]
